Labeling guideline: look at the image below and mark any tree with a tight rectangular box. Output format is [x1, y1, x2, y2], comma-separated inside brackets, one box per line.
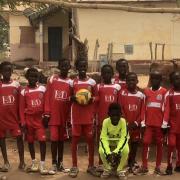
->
[0, 15, 8, 52]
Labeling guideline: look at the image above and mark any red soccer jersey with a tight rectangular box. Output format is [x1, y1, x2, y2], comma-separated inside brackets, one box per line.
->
[144, 87, 167, 127]
[163, 89, 180, 134]
[97, 83, 121, 125]
[45, 75, 73, 126]
[19, 85, 46, 126]
[0, 80, 20, 129]
[112, 74, 126, 90]
[118, 89, 145, 125]
[71, 77, 98, 125]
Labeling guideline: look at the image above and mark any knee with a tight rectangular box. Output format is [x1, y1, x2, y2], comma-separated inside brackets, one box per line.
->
[121, 145, 129, 156]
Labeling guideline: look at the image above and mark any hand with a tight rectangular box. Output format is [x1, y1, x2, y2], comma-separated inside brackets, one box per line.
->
[88, 97, 94, 104]
[21, 124, 27, 134]
[128, 122, 138, 130]
[71, 96, 77, 103]
[42, 115, 50, 128]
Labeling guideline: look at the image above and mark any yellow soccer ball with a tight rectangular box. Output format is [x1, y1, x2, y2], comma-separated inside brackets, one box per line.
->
[76, 89, 92, 105]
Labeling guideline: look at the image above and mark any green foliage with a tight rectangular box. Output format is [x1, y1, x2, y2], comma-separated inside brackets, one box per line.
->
[0, 0, 30, 9]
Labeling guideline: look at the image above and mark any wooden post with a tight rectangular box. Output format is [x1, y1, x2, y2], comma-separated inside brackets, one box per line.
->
[39, 20, 43, 64]
[155, 43, 157, 61]
[162, 44, 165, 61]
[149, 42, 153, 61]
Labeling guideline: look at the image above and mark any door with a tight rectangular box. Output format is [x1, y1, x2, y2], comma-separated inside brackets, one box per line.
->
[48, 27, 62, 61]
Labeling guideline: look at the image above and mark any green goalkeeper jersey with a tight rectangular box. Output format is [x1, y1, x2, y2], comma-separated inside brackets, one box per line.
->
[100, 117, 129, 155]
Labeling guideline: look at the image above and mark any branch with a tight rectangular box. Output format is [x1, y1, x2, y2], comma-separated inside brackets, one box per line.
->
[27, 0, 180, 13]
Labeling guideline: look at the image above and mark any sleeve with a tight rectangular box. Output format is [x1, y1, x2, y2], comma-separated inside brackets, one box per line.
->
[136, 93, 145, 126]
[141, 93, 146, 127]
[162, 91, 170, 124]
[44, 79, 51, 115]
[118, 91, 126, 118]
[92, 83, 99, 102]
[113, 119, 129, 154]
[19, 89, 26, 126]
[99, 120, 111, 156]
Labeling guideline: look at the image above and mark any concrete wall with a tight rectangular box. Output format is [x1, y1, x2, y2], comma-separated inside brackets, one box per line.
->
[9, 10, 69, 61]
[77, 9, 180, 61]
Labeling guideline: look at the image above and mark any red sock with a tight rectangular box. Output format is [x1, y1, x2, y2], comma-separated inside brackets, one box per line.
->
[142, 144, 149, 168]
[85, 135, 94, 167]
[156, 143, 163, 168]
[176, 134, 180, 167]
[167, 145, 174, 167]
[72, 136, 80, 167]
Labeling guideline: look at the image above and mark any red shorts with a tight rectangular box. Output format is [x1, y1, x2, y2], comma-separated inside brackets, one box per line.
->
[26, 126, 46, 143]
[129, 129, 140, 142]
[143, 126, 163, 145]
[0, 126, 21, 138]
[50, 126, 67, 141]
[72, 124, 93, 138]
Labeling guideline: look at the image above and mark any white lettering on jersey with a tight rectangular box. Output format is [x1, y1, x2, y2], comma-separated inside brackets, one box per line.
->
[176, 104, 180, 110]
[147, 102, 161, 108]
[105, 95, 115, 102]
[2, 95, 15, 105]
[128, 104, 138, 111]
[55, 90, 68, 100]
[31, 99, 41, 107]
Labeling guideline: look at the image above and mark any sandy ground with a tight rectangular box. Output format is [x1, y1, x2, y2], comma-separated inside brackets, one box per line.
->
[0, 138, 180, 180]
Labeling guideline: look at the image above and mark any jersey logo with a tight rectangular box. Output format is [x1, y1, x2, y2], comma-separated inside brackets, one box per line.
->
[31, 99, 41, 107]
[105, 95, 115, 102]
[2, 95, 15, 105]
[176, 104, 180, 110]
[55, 90, 68, 100]
[156, 94, 162, 101]
[128, 104, 137, 111]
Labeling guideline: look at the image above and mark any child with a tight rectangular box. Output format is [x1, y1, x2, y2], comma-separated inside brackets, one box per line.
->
[164, 71, 180, 175]
[97, 64, 121, 171]
[112, 59, 129, 89]
[69, 59, 98, 178]
[138, 71, 167, 175]
[44, 58, 72, 174]
[19, 68, 48, 175]
[99, 103, 129, 179]
[118, 72, 144, 172]
[0, 61, 25, 171]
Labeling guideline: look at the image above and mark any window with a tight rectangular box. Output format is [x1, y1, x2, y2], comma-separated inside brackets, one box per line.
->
[19, 26, 35, 44]
[124, 44, 133, 55]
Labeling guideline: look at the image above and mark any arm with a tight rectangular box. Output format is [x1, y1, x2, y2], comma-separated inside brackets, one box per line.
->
[19, 89, 26, 126]
[113, 118, 128, 154]
[162, 91, 170, 127]
[44, 79, 51, 116]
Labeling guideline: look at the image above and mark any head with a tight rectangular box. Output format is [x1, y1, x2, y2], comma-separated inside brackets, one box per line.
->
[116, 59, 129, 78]
[101, 64, 114, 84]
[108, 103, 122, 126]
[58, 58, 71, 78]
[0, 61, 13, 81]
[149, 71, 162, 90]
[126, 72, 138, 91]
[171, 71, 180, 90]
[75, 59, 88, 79]
[25, 68, 39, 87]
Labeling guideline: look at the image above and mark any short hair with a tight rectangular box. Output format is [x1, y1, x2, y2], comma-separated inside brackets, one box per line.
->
[58, 58, 70, 68]
[75, 59, 88, 68]
[170, 70, 180, 83]
[108, 103, 121, 114]
[25, 67, 39, 79]
[116, 58, 128, 66]
[101, 64, 114, 74]
[149, 70, 162, 78]
[0, 61, 13, 72]
[126, 72, 137, 79]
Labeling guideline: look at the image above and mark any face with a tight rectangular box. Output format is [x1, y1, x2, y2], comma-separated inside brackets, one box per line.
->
[116, 61, 128, 75]
[102, 67, 113, 83]
[172, 72, 180, 89]
[109, 109, 121, 126]
[1, 65, 12, 80]
[150, 71, 162, 88]
[77, 61, 88, 78]
[59, 60, 71, 76]
[27, 71, 39, 86]
[126, 74, 138, 90]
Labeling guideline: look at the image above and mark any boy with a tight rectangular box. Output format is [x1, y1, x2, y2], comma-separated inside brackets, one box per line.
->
[138, 71, 167, 175]
[112, 59, 129, 89]
[118, 72, 144, 172]
[44, 59, 72, 174]
[69, 59, 98, 178]
[19, 68, 48, 175]
[97, 64, 121, 170]
[164, 71, 180, 175]
[0, 61, 25, 171]
[99, 103, 129, 179]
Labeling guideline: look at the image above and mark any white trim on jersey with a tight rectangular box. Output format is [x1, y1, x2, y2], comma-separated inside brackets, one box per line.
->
[2, 80, 20, 88]
[147, 102, 161, 108]
[121, 90, 144, 99]
[21, 85, 46, 96]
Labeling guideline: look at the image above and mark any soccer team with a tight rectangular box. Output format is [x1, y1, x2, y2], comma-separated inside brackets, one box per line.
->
[0, 58, 180, 179]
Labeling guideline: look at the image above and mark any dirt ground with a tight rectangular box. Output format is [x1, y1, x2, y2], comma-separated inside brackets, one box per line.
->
[0, 138, 180, 180]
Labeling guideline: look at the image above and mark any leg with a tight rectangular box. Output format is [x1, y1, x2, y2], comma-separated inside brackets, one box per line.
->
[51, 141, 58, 165]
[71, 136, 80, 167]
[57, 141, 64, 165]
[0, 138, 9, 164]
[155, 128, 163, 170]
[39, 141, 46, 162]
[176, 134, 180, 168]
[28, 143, 35, 160]
[16, 135, 25, 169]
[128, 141, 139, 168]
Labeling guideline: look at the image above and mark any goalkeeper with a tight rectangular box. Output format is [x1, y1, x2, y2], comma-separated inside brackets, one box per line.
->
[99, 103, 129, 179]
